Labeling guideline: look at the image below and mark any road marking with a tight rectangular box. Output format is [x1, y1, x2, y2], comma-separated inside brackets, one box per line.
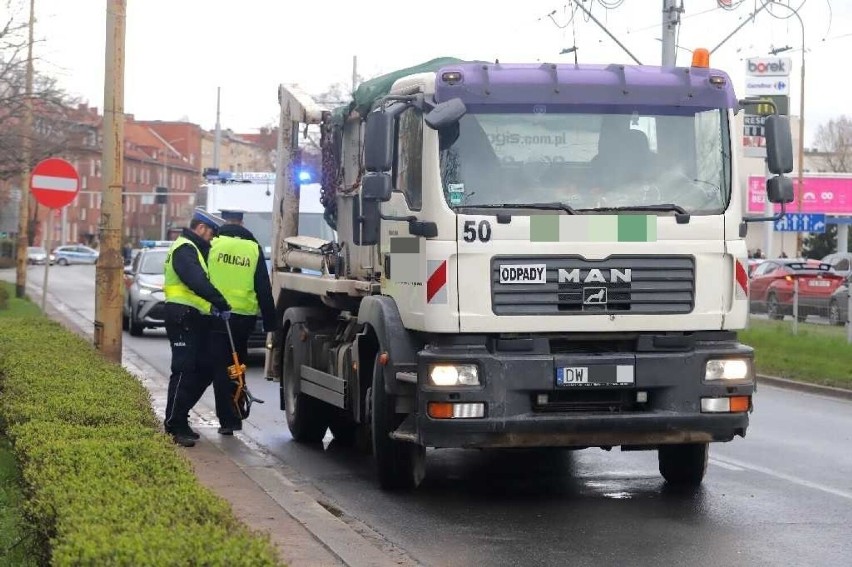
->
[709, 458, 744, 472]
[713, 455, 852, 502]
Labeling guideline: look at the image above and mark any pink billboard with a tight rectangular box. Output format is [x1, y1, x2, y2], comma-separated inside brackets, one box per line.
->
[748, 175, 852, 214]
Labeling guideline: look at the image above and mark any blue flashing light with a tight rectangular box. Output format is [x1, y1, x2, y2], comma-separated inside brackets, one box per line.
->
[298, 170, 312, 183]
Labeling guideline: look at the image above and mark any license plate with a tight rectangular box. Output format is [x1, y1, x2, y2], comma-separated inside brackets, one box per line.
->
[808, 280, 831, 287]
[556, 365, 635, 387]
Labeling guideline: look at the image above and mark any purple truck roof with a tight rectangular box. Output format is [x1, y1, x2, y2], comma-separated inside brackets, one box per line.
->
[434, 62, 738, 110]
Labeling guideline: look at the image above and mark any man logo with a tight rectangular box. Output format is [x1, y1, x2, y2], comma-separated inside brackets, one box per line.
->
[583, 287, 607, 306]
[558, 268, 632, 284]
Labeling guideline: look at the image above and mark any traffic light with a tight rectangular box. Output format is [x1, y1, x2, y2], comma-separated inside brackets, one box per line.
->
[155, 186, 168, 205]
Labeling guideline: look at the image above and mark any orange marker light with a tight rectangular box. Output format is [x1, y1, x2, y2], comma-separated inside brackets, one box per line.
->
[428, 402, 454, 419]
[729, 396, 750, 413]
[378, 352, 390, 366]
[692, 48, 710, 68]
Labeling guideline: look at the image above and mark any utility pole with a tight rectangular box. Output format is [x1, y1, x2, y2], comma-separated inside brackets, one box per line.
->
[213, 87, 221, 169]
[94, 0, 126, 362]
[15, 0, 35, 299]
[795, 51, 806, 257]
[352, 55, 358, 92]
[661, 0, 681, 66]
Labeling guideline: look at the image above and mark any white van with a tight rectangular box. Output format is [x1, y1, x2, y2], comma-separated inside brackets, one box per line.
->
[196, 173, 336, 256]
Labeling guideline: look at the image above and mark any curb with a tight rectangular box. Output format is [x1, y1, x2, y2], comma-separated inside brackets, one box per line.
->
[5, 271, 413, 567]
[757, 374, 852, 401]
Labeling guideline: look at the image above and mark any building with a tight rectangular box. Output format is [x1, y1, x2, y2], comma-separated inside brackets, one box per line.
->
[29, 106, 203, 247]
[736, 113, 852, 258]
[200, 129, 272, 172]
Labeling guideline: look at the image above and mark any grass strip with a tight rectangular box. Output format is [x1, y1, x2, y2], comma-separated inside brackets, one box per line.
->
[741, 319, 852, 389]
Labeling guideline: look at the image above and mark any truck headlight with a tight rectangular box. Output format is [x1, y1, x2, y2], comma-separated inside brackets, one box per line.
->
[704, 359, 750, 381]
[429, 364, 479, 386]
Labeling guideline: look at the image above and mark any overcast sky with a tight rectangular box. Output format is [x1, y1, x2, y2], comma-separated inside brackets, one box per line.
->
[12, 0, 851, 145]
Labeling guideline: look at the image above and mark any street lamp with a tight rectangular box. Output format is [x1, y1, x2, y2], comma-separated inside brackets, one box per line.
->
[158, 138, 183, 240]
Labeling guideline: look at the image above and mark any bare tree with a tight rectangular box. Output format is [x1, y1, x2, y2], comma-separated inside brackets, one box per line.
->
[813, 115, 852, 173]
[0, 2, 80, 182]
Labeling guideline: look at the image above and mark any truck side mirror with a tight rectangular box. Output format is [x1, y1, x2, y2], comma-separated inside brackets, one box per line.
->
[364, 111, 395, 172]
[764, 115, 793, 175]
[362, 173, 393, 202]
[425, 98, 467, 130]
[352, 198, 380, 246]
[767, 175, 794, 204]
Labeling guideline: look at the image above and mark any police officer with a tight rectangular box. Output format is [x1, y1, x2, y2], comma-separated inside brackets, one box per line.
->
[207, 209, 277, 435]
[163, 208, 231, 447]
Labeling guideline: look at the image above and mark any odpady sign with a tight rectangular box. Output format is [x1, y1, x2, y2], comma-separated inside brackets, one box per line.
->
[499, 264, 546, 284]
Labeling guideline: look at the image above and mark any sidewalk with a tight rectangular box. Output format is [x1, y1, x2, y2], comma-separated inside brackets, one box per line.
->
[0, 269, 413, 567]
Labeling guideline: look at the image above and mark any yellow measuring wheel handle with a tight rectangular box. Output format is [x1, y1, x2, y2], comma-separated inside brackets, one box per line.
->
[227, 363, 246, 379]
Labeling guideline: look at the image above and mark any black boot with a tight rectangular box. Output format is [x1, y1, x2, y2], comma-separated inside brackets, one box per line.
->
[170, 432, 196, 447]
[166, 424, 200, 441]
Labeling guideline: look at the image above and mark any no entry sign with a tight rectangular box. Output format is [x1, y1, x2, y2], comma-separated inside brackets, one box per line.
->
[30, 157, 80, 208]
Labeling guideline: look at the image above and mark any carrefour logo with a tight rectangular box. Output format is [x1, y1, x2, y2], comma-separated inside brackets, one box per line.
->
[746, 57, 792, 77]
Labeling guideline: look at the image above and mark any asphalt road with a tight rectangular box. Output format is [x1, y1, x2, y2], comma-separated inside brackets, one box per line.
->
[10, 265, 852, 567]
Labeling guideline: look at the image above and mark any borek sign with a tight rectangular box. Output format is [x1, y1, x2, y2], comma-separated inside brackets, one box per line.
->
[745, 57, 792, 77]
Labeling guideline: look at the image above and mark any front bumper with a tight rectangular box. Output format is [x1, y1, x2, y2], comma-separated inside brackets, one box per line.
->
[413, 334, 754, 449]
[135, 291, 166, 326]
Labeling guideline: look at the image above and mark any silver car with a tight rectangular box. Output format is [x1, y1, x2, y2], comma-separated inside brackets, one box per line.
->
[53, 245, 98, 265]
[123, 247, 168, 336]
[27, 246, 55, 265]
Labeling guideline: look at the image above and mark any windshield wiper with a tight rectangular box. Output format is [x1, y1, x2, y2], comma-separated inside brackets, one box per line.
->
[576, 204, 691, 224]
[456, 202, 577, 215]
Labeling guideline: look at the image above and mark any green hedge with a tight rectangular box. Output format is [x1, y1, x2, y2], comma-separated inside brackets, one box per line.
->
[0, 317, 283, 566]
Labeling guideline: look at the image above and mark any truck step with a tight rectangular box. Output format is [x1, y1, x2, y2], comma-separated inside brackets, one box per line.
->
[390, 414, 418, 443]
[395, 371, 417, 384]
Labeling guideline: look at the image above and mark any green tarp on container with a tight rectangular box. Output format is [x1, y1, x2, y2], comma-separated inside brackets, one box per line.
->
[331, 56, 467, 124]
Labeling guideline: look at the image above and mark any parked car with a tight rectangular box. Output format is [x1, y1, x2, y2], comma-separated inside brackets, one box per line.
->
[749, 259, 846, 321]
[52, 245, 98, 265]
[122, 247, 168, 336]
[747, 258, 765, 277]
[828, 277, 850, 326]
[821, 252, 852, 280]
[26, 246, 55, 265]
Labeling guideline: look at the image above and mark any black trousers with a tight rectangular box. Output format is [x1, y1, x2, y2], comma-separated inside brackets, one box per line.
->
[207, 313, 256, 428]
[164, 304, 213, 432]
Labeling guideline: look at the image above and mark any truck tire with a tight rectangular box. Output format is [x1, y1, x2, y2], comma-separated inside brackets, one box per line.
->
[371, 354, 425, 490]
[658, 443, 708, 486]
[283, 325, 329, 443]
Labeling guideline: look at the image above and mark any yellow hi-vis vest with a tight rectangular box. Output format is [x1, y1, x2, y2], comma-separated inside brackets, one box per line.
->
[163, 236, 212, 314]
[207, 235, 259, 316]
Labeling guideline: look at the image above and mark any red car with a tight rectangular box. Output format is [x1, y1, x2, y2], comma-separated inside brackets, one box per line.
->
[749, 259, 846, 321]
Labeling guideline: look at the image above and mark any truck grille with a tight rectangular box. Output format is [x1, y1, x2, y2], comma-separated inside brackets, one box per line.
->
[491, 255, 694, 316]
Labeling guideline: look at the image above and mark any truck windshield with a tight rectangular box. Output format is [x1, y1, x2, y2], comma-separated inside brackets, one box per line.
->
[439, 107, 730, 215]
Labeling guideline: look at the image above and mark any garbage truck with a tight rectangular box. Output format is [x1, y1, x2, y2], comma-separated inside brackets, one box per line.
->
[264, 51, 794, 490]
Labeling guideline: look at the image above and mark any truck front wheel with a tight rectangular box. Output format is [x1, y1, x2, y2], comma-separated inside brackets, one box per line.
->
[371, 354, 425, 490]
[283, 325, 329, 443]
[658, 443, 708, 486]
